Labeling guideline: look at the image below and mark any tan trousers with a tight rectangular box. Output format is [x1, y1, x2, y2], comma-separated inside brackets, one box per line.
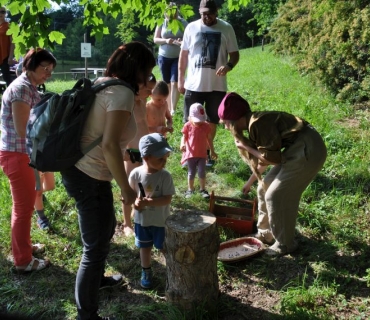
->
[257, 125, 327, 250]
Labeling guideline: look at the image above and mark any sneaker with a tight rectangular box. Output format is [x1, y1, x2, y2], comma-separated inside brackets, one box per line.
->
[185, 190, 194, 199]
[37, 217, 51, 231]
[206, 159, 215, 167]
[141, 269, 153, 289]
[99, 274, 124, 290]
[265, 241, 298, 256]
[199, 190, 210, 199]
[250, 231, 275, 245]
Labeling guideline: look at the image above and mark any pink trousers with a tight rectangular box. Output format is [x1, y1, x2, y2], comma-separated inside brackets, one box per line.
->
[0, 151, 36, 266]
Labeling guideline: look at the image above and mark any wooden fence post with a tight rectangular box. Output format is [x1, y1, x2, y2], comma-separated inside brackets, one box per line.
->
[164, 209, 220, 317]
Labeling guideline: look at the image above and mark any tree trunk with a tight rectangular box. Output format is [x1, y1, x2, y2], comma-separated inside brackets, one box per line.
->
[164, 209, 220, 317]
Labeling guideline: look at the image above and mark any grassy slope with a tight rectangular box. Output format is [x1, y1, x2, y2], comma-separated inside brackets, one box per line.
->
[0, 46, 369, 319]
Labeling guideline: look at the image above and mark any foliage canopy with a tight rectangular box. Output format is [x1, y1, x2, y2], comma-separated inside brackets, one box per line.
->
[0, 0, 200, 57]
[1, 0, 269, 57]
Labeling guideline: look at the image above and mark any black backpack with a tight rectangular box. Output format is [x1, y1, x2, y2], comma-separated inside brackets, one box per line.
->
[27, 77, 134, 175]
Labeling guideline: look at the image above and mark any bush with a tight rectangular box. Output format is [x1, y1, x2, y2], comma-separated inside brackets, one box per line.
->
[270, 0, 370, 103]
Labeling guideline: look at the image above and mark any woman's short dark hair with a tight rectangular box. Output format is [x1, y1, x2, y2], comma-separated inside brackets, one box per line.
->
[22, 48, 57, 72]
[105, 41, 156, 94]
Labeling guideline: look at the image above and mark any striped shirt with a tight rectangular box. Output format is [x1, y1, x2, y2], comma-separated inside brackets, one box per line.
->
[0, 73, 41, 153]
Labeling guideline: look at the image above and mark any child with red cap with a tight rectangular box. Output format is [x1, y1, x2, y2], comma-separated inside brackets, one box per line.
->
[218, 92, 327, 256]
[180, 102, 217, 198]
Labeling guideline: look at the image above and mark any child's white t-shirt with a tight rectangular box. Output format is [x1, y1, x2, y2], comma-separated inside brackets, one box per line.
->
[130, 166, 175, 227]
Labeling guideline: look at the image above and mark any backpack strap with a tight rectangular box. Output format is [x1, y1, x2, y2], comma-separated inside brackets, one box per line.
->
[92, 78, 135, 94]
[81, 136, 102, 155]
[33, 168, 41, 191]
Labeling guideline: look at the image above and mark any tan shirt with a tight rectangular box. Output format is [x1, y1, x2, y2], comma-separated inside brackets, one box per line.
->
[76, 77, 136, 181]
[248, 111, 307, 164]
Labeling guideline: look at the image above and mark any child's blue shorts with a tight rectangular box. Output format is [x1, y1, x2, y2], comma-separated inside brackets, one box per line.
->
[134, 223, 165, 249]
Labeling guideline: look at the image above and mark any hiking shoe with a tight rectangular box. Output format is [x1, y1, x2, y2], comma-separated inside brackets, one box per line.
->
[141, 269, 153, 289]
[37, 217, 51, 231]
[185, 190, 194, 199]
[199, 190, 210, 199]
[265, 241, 298, 256]
[249, 231, 275, 245]
[99, 274, 124, 290]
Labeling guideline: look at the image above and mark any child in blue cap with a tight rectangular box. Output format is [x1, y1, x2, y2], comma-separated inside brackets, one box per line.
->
[129, 133, 176, 289]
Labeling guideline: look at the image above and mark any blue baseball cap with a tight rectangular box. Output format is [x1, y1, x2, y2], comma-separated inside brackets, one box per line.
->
[139, 133, 173, 158]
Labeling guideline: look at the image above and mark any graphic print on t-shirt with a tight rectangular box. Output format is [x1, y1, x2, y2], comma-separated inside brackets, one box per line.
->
[195, 31, 221, 70]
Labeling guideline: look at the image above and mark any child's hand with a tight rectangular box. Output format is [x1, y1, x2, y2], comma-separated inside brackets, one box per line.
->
[157, 126, 167, 135]
[180, 145, 186, 152]
[134, 197, 148, 210]
[211, 151, 218, 160]
[166, 126, 174, 133]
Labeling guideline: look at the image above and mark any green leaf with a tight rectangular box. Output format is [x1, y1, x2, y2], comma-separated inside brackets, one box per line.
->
[49, 31, 66, 44]
[35, 0, 51, 11]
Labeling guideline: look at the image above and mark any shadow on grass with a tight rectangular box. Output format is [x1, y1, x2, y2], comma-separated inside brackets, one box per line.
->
[0, 250, 75, 320]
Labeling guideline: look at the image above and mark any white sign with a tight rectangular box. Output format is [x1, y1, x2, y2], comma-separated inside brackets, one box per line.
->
[81, 43, 91, 58]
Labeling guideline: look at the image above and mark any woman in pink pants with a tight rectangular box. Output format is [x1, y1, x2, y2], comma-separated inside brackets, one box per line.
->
[0, 48, 56, 272]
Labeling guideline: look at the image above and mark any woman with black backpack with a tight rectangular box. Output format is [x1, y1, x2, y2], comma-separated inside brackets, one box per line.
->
[60, 42, 156, 320]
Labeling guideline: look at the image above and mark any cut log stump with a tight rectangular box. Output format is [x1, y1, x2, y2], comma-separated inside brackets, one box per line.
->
[164, 209, 220, 316]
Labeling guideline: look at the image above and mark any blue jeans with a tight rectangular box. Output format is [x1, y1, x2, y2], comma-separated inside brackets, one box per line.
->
[61, 166, 116, 320]
[157, 55, 179, 83]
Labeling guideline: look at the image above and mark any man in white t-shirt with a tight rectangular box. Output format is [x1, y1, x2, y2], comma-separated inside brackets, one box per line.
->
[178, 0, 239, 164]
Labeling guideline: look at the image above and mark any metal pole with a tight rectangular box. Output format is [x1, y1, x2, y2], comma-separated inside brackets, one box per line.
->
[84, 33, 88, 78]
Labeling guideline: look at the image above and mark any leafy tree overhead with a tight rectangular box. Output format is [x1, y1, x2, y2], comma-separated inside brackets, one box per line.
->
[1, 0, 194, 57]
[1, 0, 267, 58]
[218, 2, 257, 48]
[250, 0, 287, 35]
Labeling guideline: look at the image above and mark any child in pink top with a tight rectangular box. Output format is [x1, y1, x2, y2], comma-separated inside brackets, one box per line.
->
[180, 103, 217, 199]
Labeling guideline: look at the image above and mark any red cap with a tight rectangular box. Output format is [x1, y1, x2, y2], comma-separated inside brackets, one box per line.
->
[218, 92, 251, 120]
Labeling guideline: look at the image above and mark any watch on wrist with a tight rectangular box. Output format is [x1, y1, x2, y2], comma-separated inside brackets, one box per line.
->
[226, 62, 234, 70]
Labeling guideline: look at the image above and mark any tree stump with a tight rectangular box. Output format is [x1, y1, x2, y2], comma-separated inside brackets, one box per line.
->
[164, 209, 220, 316]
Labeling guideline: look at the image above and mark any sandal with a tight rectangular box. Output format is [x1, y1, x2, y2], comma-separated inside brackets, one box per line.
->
[15, 256, 50, 274]
[37, 217, 51, 231]
[32, 243, 45, 254]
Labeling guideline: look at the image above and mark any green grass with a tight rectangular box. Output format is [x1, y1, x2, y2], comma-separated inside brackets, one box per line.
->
[1, 45, 370, 319]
